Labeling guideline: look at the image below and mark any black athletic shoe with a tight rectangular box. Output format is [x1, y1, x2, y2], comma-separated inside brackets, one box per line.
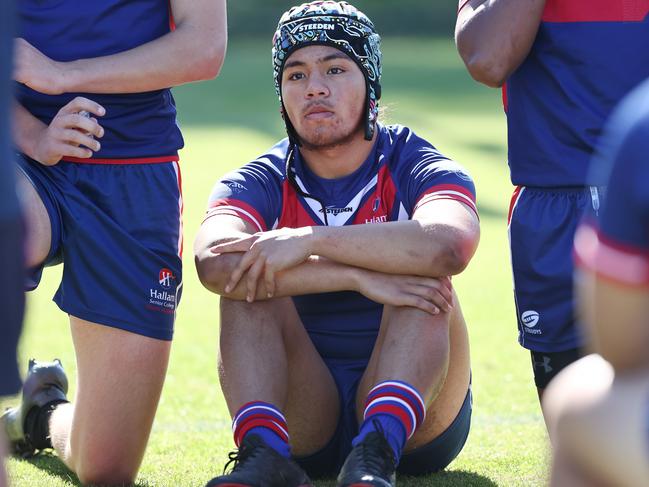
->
[336, 431, 396, 487]
[205, 434, 312, 487]
[1, 359, 69, 457]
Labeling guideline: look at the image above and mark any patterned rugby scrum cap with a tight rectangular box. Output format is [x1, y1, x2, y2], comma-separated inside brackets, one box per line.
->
[272, 1, 382, 142]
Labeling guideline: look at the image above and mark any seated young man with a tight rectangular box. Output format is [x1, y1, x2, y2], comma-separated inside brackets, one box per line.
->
[194, 2, 480, 486]
[543, 79, 649, 486]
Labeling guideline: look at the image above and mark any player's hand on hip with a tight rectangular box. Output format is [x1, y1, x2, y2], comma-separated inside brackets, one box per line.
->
[356, 271, 453, 315]
[13, 38, 68, 95]
[211, 227, 314, 301]
[34, 97, 105, 166]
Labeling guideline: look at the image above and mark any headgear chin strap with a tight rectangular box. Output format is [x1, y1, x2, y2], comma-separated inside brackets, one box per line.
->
[272, 1, 382, 144]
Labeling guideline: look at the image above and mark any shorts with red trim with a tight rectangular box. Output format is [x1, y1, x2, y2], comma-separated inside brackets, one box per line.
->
[508, 186, 603, 352]
[17, 154, 183, 340]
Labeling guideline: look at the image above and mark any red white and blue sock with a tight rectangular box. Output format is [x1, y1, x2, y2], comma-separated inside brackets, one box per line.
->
[232, 401, 290, 458]
[352, 380, 426, 463]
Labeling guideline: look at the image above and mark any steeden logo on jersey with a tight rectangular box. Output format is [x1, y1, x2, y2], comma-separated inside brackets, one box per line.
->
[320, 206, 353, 216]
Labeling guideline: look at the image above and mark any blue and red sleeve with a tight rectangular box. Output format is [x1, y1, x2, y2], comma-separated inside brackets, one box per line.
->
[205, 161, 284, 232]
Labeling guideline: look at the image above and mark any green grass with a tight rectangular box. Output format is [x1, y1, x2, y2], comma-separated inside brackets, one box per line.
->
[4, 37, 549, 486]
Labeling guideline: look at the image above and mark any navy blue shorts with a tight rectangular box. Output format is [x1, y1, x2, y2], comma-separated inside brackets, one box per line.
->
[294, 354, 472, 478]
[508, 186, 602, 352]
[18, 155, 183, 340]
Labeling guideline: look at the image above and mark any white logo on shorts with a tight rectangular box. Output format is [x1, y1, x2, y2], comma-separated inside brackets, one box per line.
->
[521, 310, 540, 328]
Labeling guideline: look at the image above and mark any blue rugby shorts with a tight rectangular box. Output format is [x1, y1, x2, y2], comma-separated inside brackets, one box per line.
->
[18, 155, 183, 340]
[508, 186, 603, 352]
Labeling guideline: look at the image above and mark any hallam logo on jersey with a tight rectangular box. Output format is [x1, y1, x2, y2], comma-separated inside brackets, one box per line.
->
[159, 268, 176, 289]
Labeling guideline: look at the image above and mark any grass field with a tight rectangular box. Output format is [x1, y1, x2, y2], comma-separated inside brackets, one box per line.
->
[4, 37, 549, 486]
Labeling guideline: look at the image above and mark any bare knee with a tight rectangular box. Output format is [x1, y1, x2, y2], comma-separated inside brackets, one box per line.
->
[76, 457, 138, 486]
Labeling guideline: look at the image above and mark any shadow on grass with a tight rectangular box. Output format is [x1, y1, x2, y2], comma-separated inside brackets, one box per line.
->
[14, 452, 152, 487]
[315, 469, 498, 486]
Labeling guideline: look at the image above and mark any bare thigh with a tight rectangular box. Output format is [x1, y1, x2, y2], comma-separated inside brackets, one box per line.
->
[15, 168, 50, 268]
[219, 297, 340, 456]
[66, 316, 170, 482]
[357, 296, 471, 450]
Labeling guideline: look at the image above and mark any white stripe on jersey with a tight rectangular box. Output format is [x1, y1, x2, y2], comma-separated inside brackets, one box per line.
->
[207, 206, 264, 232]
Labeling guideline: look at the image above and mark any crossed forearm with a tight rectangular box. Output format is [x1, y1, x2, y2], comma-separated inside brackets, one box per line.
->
[310, 219, 475, 277]
[196, 251, 361, 301]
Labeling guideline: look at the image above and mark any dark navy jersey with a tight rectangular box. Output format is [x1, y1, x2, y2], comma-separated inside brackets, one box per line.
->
[575, 79, 649, 286]
[505, 0, 649, 187]
[206, 124, 477, 355]
[16, 0, 183, 159]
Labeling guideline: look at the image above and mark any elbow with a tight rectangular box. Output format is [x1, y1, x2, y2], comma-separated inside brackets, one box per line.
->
[436, 228, 480, 276]
[194, 250, 237, 296]
[186, 33, 228, 81]
[196, 39, 227, 81]
[462, 53, 509, 88]
[202, 35, 228, 79]
[456, 36, 510, 88]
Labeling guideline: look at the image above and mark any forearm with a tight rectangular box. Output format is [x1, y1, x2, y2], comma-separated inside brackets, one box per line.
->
[196, 251, 360, 300]
[455, 0, 546, 87]
[310, 220, 477, 277]
[12, 102, 45, 159]
[61, 27, 226, 94]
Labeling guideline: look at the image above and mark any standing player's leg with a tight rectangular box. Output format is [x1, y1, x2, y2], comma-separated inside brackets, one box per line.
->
[47, 317, 170, 485]
[206, 296, 339, 486]
[4, 161, 180, 484]
[508, 187, 598, 428]
[338, 295, 471, 483]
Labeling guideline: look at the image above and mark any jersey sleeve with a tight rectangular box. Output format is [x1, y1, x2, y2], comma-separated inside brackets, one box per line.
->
[574, 88, 649, 287]
[205, 159, 284, 232]
[396, 133, 477, 218]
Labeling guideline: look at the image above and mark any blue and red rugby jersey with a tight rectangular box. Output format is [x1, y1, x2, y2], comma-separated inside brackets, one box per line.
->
[206, 124, 477, 359]
[16, 0, 183, 160]
[575, 79, 649, 287]
[504, 0, 649, 187]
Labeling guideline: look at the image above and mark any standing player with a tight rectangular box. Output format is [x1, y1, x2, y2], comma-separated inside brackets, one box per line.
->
[0, 0, 24, 486]
[195, 2, 479, 486]
[1, 1, 227, 485]
[455, 0, 649, 416]
[543, 78, 649, 486]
